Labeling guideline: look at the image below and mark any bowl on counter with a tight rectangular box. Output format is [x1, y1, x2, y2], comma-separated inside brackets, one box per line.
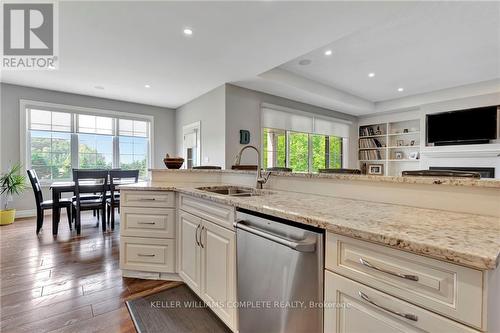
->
[163, 155, 184, 169]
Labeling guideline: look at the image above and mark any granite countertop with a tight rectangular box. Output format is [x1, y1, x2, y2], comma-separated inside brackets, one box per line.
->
[151, 169, 500, 189]
[121, 182, 500, 270]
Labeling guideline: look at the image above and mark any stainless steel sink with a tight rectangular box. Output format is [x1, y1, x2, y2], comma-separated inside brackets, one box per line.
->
[196, 186, 263, 197]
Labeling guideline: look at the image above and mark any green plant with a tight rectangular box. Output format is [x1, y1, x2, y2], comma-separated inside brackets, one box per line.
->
[0, 164, 27, 210]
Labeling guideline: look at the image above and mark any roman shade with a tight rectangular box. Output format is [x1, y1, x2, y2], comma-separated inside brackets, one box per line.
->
[261, 105, 350, 138]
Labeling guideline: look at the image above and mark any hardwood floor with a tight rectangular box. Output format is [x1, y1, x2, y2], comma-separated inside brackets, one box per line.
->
[0, 212, 179, 333]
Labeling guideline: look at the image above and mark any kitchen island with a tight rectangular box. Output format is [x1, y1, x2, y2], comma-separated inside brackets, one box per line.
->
[119, 169, 500, 333]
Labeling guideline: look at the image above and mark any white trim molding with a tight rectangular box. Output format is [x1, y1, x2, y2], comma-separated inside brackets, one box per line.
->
[421, 144, 500, 158]
[19, 99, 155, 179]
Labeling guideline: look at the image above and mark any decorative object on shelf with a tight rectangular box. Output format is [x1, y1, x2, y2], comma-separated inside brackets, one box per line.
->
[361, 162, 367, 175]
[0, 164, 26, 225]
[396, 140, 405, 146]
[394, 151, 404, 159]
[410, 140, 415, 146]
[403, 128, 409, 133]
[239, 130, 250, 144]
[163, 154, 184, 169]
[367, 164, 384, 175]
[408, 152, 420, 160]
[375, 126, 382, 135]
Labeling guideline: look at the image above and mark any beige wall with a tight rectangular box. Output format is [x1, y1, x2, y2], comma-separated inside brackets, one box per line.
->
[175, 85, 226, 168]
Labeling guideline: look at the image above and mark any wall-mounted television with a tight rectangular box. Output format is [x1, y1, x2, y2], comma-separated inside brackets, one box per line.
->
[426, 106, 498, 146]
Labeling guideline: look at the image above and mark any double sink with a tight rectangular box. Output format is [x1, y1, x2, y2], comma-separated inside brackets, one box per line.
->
[196, 185, 266, 197]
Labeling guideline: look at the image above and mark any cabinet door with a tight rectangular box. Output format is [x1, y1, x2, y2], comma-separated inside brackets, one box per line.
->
[200, 219, 236, 331]
[324, 270, 478, 333]
[178, 211, 201, 293]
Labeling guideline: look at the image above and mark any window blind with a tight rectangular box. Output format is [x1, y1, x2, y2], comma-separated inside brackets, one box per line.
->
[261, 106, 350, 138]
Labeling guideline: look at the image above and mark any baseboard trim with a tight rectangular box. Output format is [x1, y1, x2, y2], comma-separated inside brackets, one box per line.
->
[15, 209, 53, 219]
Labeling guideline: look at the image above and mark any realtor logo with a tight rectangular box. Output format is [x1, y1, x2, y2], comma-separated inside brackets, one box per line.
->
[2, 1, 58, 69]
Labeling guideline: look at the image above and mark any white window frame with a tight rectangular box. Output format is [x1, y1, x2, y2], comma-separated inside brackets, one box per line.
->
[20, 99, 154, 183]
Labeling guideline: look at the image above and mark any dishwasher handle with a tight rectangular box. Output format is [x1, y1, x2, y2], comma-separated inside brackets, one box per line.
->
[235, 220, 317, 253]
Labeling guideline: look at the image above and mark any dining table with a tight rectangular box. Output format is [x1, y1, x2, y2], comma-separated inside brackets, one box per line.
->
[49, 180, 131, 235]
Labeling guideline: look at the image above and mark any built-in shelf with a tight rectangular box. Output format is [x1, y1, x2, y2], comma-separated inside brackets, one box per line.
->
[387, 131, 420, 136]
[359, 119, 421, 176]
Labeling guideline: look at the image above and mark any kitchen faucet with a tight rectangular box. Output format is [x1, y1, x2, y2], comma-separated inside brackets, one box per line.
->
[233, 145, 270, 189]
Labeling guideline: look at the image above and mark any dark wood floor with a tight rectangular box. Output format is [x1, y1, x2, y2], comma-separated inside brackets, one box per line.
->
[0, 212, 178, 333]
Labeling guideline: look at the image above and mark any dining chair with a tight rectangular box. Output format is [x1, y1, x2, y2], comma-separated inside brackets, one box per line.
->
[27, 169, 72, 235]
[106, 169, 139, 230]
[72, 169, 108, 235]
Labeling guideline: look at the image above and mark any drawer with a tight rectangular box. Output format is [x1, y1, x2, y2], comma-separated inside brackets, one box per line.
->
[121, 190, 175, 208]
[325, 233, 484, 330]
[324, 270, 479, 333]
[120, 207, 175, 239]
[179, 194, 235, 230]
[120, 237, 175, 273]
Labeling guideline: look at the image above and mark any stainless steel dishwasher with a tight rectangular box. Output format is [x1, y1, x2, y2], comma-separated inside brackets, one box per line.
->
[235, 209, 324, 333]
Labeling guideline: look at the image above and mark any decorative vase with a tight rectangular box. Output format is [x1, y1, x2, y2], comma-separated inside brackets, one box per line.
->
[0, 209, 16, 225]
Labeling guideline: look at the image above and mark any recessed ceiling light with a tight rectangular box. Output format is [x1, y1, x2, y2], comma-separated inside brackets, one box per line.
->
[94, 86, 104, 90]
[183, 28, 193, 36]
[299, 59, 312, 66]
[368, 73, 375, 78]
[324, 50, 332, 56]
[397, 87, 404, 92]
[144, 84, 151, 88]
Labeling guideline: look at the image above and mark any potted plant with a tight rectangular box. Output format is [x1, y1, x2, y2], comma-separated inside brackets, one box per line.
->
[0, 164, 27, 225]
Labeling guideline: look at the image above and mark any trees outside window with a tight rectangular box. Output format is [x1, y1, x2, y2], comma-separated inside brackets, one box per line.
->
[262, 128, 343, 172]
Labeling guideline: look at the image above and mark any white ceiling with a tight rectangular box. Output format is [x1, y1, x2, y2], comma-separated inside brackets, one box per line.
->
[0, 1, 411, 109]
[236, 1, 500, 115]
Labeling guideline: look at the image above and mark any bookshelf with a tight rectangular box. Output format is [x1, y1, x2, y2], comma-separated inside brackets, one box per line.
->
[359, 119, 421, 176]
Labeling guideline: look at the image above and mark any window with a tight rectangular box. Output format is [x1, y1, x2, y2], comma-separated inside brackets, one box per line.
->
[262, 128, 286, 169]
[262, 129, 344, 173]
[25, 104, 152, 181]
[261, 104, 350, 172]
[119, 119, 149, 178]
[29, 110, 72, 180]
[77, 115, 114, 169]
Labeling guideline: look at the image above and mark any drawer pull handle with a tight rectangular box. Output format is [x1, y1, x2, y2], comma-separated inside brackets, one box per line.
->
[138, 222, 156, 225]
[139, 198, 156, 201]
[195, 224, 201, 246]
[359, 258, 419, 281]
[358, 291, 418, 322]
[200, 226, 205, 248]
[137, 254, 155, 257]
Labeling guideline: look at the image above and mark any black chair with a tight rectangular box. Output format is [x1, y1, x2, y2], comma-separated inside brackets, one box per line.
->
[72, 169, 108, 235]
[106, 170, 139, 230]
[27, 169, 72, 235]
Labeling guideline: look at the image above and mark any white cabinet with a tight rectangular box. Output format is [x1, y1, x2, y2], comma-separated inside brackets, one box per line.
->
[178, 195, 237, 332]
[325, 234, 484, 329]
[200, 219, 236, 328]
[324, 270, 479, 333]
[120, 190, 177, 277]
[178, 210, 202, 292]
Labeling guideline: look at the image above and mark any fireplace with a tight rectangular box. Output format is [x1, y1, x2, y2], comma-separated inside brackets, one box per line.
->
[429, 167, 495, 178]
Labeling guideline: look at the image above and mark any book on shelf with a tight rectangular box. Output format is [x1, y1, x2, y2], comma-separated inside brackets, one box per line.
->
[359, 126, 383, 137]
[359, 138, 384, 148]
[359, 150, 383, 160]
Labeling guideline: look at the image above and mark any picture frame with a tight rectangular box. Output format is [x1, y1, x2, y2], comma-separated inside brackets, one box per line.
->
[367, 164, 384, 175]
[408, 152, 420, 160]
[394, 151, 404, 159]
[396, 140, 405, 146]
